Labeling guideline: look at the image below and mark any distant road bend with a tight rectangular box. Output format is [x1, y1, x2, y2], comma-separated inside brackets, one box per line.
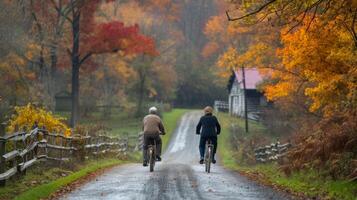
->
[61, 112, 293, 200]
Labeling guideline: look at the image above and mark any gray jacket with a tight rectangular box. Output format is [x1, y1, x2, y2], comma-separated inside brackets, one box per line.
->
[142, 114, 165, 136]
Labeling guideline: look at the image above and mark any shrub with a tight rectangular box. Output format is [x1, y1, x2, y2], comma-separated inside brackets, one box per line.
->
[7, 103, 71, 136]
[285, 110, 357, 179]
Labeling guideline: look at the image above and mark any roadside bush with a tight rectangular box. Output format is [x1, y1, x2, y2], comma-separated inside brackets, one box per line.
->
[75, 124, 108, 136]
[7, 103, 71, 136]
[228, 121, 271, 165]
[285, 110, 357, 179]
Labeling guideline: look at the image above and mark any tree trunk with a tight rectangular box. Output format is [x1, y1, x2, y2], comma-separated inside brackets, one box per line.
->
[48, 43, 58, 110]
[136, 71, 146, 117]
[70, 12, 80, 127]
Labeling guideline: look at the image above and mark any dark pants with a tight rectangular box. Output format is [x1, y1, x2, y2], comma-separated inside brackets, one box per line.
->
[199, 136, 217, 159]
[143, 134, 162, 162]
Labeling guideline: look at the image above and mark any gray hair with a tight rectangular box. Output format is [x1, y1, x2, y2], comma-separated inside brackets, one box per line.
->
[149, 106, 158, 114]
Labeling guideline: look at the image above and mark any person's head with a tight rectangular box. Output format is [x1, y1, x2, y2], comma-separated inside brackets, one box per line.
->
[149, 106, 158, 115]
[203, 106, 213, 115]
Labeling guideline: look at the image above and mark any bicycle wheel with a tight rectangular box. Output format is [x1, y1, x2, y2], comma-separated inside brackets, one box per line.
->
[206, 146, 211, 173]
[205, 144, 209, 172]
[205, 158, 208, 172]
[149, 147, 155, 172]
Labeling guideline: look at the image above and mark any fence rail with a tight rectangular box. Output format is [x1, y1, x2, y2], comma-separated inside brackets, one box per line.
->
[214, 100, 229, 112]
[254, 142, 292, 163]
[0, 125, 128, 186]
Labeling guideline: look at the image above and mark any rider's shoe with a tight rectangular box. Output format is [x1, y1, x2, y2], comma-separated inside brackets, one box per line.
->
[143, 161, 148, 167]
[156, 156, 162, 161]
[212, 159, 216, 164]
[199, 159, 204, 164]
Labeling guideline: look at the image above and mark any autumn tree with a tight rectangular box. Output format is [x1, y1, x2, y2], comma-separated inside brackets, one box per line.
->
[223, 0, 357, 116]
[7, 0, 71, 110]
[0, 1, 41, 110]
[90, 54, 135, 118]
[97, 1, 178, 116]
[222, 0, 357, 178]
[39, 0, 157, 126]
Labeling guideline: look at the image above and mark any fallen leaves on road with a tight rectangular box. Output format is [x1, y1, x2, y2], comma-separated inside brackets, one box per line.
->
[46, 165, 118, 200]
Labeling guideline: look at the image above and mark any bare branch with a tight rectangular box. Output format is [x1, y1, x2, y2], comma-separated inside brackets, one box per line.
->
[226, 0, 277, 21]
[306, 0, 323, 31]
[50, 0, 73, 23]
[351, 8, 357, 47]
[79, 52, 92, 65]
[260, 66, 308, 81]
[283, 0, 324, 34]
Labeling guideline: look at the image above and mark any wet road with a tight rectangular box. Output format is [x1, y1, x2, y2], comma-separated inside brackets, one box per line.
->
[61, 112, 293, 200]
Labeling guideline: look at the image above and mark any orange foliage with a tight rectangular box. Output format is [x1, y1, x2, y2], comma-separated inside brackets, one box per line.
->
[265, 18, 357, 115]
[146, 0, 181, 22]
[201, 42, 220, 58]
[217, 0, 357, 178]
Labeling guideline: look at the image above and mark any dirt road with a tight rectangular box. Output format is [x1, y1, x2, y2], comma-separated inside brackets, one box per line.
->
[61, 112, 293, 200]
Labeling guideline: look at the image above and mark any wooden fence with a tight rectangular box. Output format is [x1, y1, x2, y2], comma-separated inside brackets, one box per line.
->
[254, 142, 292, 163]
[135, 132, 144, 151]
[0, 124, 128, 187]
[214, 100, 229, 112]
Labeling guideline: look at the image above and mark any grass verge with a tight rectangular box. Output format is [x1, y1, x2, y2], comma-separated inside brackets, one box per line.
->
[12, 159, 125, 200]
[161, 108, 190, 150]
[2, 109, 188, 200]
[56, 111, 141, 137]
[217, 112, 357, 200]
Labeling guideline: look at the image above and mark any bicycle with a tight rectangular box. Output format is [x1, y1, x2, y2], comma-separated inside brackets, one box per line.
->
[147, 140, 156, 172]
[204, 139, 214, 173]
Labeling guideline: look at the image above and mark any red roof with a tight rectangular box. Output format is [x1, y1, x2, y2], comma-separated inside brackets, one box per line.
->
[234, 68, 262, 89]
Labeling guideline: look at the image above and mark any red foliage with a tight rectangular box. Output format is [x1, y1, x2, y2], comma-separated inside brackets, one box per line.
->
[82, 21, 158, 57]
[77, 1, 159, 60]
[31, 1, 158, 69]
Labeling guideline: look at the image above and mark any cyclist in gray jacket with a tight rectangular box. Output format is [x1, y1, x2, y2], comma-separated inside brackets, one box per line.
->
[142, 107, 165, 166]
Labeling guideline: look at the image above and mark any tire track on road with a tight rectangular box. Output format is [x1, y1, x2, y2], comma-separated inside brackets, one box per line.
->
[61, 112, 294, 200]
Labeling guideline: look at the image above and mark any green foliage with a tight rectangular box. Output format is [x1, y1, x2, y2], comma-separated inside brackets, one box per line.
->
[217, 112, 268, 166]
[57, 110, 141, 137]
[251, 164, 357, 200]
[174, 50, 227, 107]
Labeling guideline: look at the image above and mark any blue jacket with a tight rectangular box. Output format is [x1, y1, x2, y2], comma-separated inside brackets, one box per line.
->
[196, 113, 221, 137]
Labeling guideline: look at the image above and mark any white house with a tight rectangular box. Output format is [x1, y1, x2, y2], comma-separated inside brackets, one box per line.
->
[228, 68, 267, 120]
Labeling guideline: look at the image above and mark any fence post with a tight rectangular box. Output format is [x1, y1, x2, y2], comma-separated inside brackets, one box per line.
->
[0, 123, 7, 186]
[124, 132, 129, 152]
[73, 136, 85, 162]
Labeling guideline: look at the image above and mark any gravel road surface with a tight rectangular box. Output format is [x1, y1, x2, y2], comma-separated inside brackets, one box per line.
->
[61, 112, 293, 200]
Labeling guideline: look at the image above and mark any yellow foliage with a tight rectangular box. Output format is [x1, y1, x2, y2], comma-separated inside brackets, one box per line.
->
[0, 53, 31, 99]
[216, 47, 240, 73]
[213, 11, 356, 116]
[265, 79, 296, 100]
[93, 54, 135, 85]
[7, 104, 70, 135]
[204, 15, 227, 41]
[25, 42, 41, 60]
[265, 18, 357, 114]
[98, 1, 154, 28]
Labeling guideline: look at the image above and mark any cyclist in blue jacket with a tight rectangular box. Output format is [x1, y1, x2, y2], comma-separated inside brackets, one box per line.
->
[196, 106, 221, 164]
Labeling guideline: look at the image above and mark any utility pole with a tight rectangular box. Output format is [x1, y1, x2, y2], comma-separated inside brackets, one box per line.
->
[241, 66, 249, 133]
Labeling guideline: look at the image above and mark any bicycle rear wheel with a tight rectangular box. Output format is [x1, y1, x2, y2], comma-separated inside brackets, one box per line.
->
[149, 147, 155, 172]
[206, 146, 211, 173]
